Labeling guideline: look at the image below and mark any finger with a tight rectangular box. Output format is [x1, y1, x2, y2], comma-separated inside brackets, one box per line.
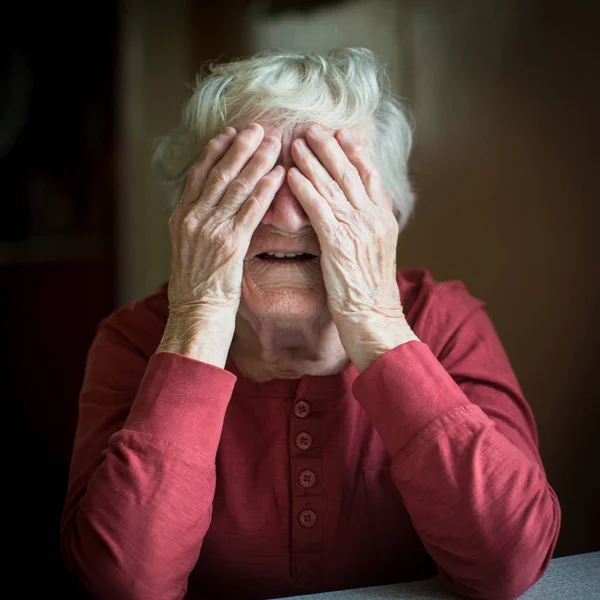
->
[291, 138, 356, 218]
[234, 165, 286, 233]
[335, 129, 388, 209]
[200, 123, 265, 208]
[286, 167, 337, 235]
[304, 125, 370, 210]
[181, 127, 237, 204]
[217, 135, 281, 217]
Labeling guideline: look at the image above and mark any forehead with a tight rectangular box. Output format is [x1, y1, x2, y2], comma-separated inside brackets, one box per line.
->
[260, 122, 369, 144]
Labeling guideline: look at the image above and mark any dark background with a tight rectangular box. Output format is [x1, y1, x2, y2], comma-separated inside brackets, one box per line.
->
[3, 1, 117, 596]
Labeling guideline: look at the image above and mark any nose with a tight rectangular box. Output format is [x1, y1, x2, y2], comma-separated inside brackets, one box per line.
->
[260, 179, 312, 232]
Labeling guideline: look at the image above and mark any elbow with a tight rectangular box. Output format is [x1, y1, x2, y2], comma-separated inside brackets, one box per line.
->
[61, 519, 159, 600]
[61, 524, 122, 600]
[497, 487, 562, 599]
[469, 556, 551, 600]
[443, 558, 549, 600]
[444, 497, 561, 600]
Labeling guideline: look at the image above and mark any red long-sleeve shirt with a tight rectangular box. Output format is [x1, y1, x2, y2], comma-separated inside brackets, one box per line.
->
[60, 269, 561, 600]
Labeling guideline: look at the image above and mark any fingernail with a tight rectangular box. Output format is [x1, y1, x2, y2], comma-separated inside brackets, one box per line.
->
[309, 124, 324, 137]
[224, 126, 236, 136]
[339, 129, 353, 141]
[294, 138, 307, 151]
[246, 123, 263, 134]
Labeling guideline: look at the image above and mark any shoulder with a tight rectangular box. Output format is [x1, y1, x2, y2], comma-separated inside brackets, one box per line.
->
[96, 282, 169, 360]
[397, 268, 485, 321]
[397, 268, 488, 349]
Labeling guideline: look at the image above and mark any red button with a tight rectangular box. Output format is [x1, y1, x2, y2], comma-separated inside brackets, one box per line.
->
[298, 469, 316, 488]
[295, 431, 313, 450]
[294, 400, 311, 419]
[298, 509, 317, 528]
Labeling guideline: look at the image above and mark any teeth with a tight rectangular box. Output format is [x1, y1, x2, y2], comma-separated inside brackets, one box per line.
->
[265, 252, 304, 258]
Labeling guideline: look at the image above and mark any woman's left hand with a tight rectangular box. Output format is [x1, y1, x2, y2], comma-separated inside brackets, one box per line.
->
[288, 124, 419, 372]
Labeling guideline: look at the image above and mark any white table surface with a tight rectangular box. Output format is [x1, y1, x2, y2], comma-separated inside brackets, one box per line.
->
[280, 551, 600, 600]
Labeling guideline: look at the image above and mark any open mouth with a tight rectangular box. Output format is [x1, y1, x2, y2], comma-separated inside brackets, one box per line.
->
[256, 252, 319, 262]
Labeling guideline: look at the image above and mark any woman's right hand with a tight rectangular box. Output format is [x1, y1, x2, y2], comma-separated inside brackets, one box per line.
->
[157, 123, 284, 366]
[167, 123, 284, 315]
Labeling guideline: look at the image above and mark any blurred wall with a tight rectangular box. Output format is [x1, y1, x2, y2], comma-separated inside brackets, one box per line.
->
[250, 0, 412, 92]
[400, 0, 600, 557]
[117, 0, 248, 304]
[119, 0, 599, 556]
[117, 0, 194, 303]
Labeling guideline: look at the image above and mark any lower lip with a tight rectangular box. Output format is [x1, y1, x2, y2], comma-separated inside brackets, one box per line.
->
[258, 256, 319, 265]
[255, 256, 320, 264]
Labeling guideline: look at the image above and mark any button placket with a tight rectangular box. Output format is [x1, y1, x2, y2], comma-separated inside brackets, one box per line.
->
[290, 390, 326, 584]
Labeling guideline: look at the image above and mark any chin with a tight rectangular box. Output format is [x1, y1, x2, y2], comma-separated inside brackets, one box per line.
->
[239, 285, 328, 321]
[240, 258, 328, 321]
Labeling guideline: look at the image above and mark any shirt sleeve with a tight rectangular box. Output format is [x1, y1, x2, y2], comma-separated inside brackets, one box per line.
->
[60, 318, 236, 600]
[352, 286, 561, 600]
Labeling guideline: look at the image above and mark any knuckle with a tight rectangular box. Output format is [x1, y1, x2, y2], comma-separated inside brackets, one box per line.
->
[205, 135, 226, 152]
[179, 213, 197, 235]
[254, 153, 273, 173]
[254, 176, 274, 198]
[362, 164, 375, 182]
[346, 140, 362, 155]
[325, 178, 344, 200]
[210, 165, 231, 186]
[245, 194, 260, 208]
[360, 159, 379, 184]
[227, 178, 252, 198]
[262, 136, 280, 151]
[188, 162, 203, 181]
[340, 165, 359, 186]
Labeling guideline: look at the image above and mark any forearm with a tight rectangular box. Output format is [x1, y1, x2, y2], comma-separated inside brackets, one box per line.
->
[354, 343, 561, 599]
[394, 405, 560, 600]
[62, 352, 237, 600]
[63, 432, 212, 600]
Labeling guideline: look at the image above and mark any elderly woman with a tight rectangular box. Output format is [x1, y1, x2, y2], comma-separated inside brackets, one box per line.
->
[61, 48, 560, 600]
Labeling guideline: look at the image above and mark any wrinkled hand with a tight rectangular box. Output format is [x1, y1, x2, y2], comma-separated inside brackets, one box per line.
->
[159, 123, 285, 366]
[288, 124, 418, 371]
[167, 123, 284, 315]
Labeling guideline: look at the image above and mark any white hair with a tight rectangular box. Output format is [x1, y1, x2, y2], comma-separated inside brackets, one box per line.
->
[154, 47, 416, 229]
